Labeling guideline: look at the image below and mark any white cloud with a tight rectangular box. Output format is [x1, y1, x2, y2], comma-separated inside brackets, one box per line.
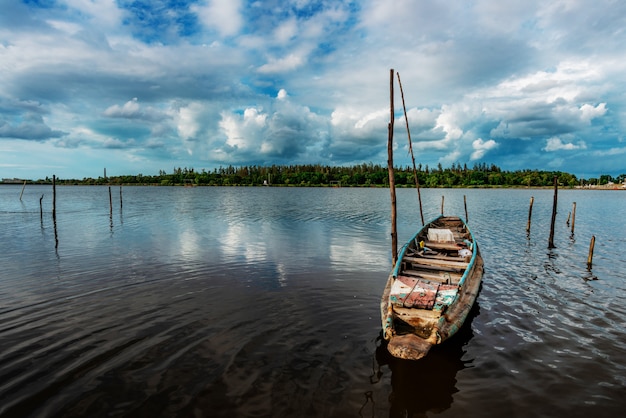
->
[543, 137, 587, 152]
[216, 93, 327, 161]
[64, 0, 124, 29]
[404, 107, 440, 129]
[592, 147, 626, 157]
[104, 98, 169, 122]
[483, 60, 604, 105]
[220, 107, 268, 151]
[274, 18, 298, 44]
[192, 0, 243, 37]
[439, 150, 462, 166]
[257, 52, 307, 74]
[46, 20, 83, 35]
[580, 103, 607, 124]
[330, 107, 386, 143]
[473, 0, 537, 34]
[471, 138, 498, 160]
[355, 109, 387, 130]
[104, 98, 140, 118]
[177, 102, 204, 140]
[434, 106, 463, 142]
[54, 126, 132, 149]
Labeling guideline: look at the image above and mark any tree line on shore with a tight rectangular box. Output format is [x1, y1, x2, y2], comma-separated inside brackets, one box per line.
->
[27, 162, 625, 188]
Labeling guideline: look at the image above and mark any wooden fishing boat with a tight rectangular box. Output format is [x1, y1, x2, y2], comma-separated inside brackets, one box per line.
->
[381, 215, 483, 360]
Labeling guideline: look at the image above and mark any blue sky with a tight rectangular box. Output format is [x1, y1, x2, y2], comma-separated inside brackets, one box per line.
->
[1, 0, 625, 180]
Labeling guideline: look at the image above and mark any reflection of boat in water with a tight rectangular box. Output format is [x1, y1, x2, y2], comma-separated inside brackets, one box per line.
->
[376, 302, 480, 417]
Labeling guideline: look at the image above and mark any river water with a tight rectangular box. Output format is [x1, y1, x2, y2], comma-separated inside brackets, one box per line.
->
[0, 185, 624, 417]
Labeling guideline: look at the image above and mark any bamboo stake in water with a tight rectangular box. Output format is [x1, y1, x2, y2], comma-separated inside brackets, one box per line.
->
[108, 186, 113, 216]
[387, 69, 397, 266]
[571, 202, 576, 234]
[52, 175, 58, 249]
[526, 196, 534, 234]
[19, 180, 26, 201]
[548, 176, 558, 248]
[441, 195, 444, 215]
[587, 235, 595, 270]
[52, 175, 56, 221]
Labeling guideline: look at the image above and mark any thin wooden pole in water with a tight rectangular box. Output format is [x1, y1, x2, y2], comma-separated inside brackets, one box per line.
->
[571, 202, 576, 234]
[120, 186, 123, 210]
[52, 175, 56, 221]
[108, 186, 113, 216]
[464, 195, 468, 223]
[548, 176, 558, 248]
[19, 180, 26, 201]
[587, 235, 595, 270]
[396, 71, 424, 226]
[441, 195, 444, 215]
[387, 69, 398, 267]
[52, 175, 58, 249]
[39, 194, 44, 221]
[526, 196, 534, 234]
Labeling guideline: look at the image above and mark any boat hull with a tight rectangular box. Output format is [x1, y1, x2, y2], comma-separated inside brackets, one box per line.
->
[381, 216, 484, 360]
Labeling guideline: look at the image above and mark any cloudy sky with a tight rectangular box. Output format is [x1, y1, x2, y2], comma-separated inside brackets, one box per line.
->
[1, 0, 625, 180]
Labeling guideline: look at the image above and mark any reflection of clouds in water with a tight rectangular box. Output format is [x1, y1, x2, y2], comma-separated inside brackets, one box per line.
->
[276, 263, 287, 287]
[244, 241, 268, 263]
[177, 228, 200, 261]
[219, 221, 293, 288]
[221, 222, 268, 263]
[219, 221, 294, 287]
[221, 222, 246, 258]
[330, 235, 387, 270]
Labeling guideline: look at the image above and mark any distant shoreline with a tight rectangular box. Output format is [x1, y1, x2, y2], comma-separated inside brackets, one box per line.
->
[2, 182, 624, 190]
[3, 163, 624, 189]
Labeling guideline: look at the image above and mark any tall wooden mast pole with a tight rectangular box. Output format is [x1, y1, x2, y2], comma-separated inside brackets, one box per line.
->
[388, 69, 398, 266]
[396, 72, 424, 226]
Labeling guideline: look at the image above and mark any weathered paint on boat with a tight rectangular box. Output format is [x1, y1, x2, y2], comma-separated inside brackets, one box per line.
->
[381, 215, 484, 360]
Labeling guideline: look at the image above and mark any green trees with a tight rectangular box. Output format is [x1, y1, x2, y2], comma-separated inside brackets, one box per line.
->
[38, 163, 614, 188]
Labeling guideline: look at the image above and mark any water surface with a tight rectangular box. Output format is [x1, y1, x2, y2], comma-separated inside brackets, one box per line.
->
[1, 185, 625, 417]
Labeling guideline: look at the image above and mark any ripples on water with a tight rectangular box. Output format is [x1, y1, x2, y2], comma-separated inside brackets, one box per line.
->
[0, 185, 625, 417]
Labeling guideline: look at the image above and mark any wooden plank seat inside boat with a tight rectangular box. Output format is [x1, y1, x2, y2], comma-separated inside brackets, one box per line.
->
[389, 275, 459, 310]
[400, 268, 462, 285]
[403, 256, 469, 270]
[401, 248, 469, 285]
[416, 252, 470, 262]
